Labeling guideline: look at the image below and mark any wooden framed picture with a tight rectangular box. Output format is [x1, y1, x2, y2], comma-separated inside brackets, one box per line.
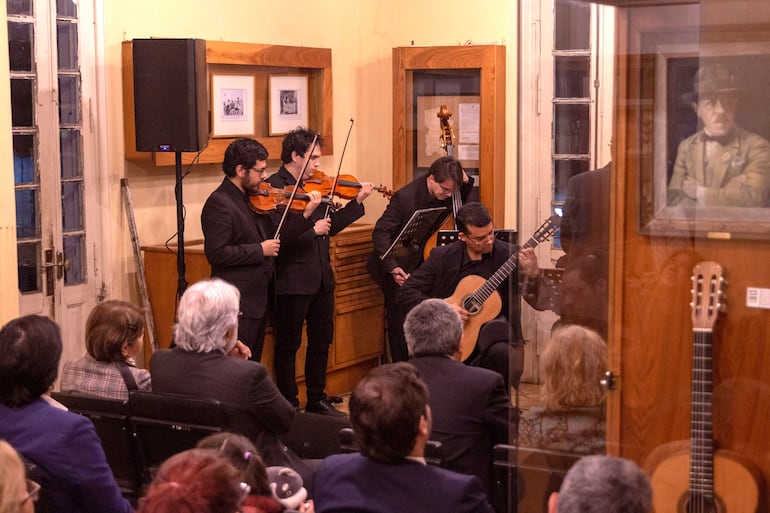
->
[268, 74, 309, 136]
[211, 73, 255, 138]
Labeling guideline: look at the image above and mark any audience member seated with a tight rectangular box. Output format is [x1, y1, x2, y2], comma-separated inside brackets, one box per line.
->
[518, 325, 606, 454]
[0, 315, 132, 513]
[0, 439, 38, 513]
[313, 362, 495, 513]
[149, 278, 311, 479]
[60, 300, 150, 400]
[548, 455, 652, 513]
[195, 432, 313, 513]
[404, 298, 513, 500]
[136, 449, 248, 513]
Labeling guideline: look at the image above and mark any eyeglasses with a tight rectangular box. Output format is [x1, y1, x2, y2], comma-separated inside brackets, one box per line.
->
[21, 479, 41, 505]
[464, 227, 496, 245]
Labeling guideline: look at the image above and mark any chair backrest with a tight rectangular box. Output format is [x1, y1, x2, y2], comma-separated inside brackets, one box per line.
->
[128, 390, 227, 481]
[493, 444, 582, 513]
[51, 391, 143, 497]
[278, 411, 352, 459]
[337, 427, 444, 467]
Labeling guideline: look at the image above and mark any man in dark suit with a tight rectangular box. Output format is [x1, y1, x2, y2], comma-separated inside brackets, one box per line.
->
[313, 362, 495, 513]
[266, 127, 373, 415]
[150, 278, 310, 478]
[201, 137, 321, 360]
[398, 202, 531, 388]
[367, 156, 474, 363]
[404, 298, 513, 501]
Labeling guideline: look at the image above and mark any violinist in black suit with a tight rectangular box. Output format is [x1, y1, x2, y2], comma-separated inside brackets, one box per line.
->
[366, 156, 473, 362]
[201, 138, 321, 361]
[266, 127, 373, 416]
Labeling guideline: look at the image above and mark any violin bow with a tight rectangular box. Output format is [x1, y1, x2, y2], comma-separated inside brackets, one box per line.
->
[273, 132, 319, 239]
[323, 118, 355, 217]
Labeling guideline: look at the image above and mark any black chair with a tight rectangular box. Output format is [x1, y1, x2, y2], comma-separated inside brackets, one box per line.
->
[338, 427, 445, 467]
[128, 390, 227, 482]
[51, 391, 144, 499]
[492, 444, 582, 513]
[278, 411, 352, 459]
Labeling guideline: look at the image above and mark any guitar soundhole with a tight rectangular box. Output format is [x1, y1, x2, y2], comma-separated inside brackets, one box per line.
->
[463, 297, 482, 315]
[679, 491, 724, 513]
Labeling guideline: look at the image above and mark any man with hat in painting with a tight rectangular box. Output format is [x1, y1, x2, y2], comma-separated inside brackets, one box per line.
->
[668, 63, 770, 207]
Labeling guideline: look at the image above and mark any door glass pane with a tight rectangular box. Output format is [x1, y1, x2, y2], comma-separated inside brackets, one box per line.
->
[10, 78, 33, 126]
[58, 75, 80, 124]
[63, 234, 84, 285]
[553, 159, 590, 202]
[6, 0, 32, 16]
[15, 189, 38, 238]
[56, 0, 76, 18]
[8, 21, 33, 72]
[17, 242, 40, 293]
[13, 134, 36, 183]
[60, 129, 81, 179]
[61, 181, 82, 231]
[555, 56, 590, 98]
[554, 103, 590, 155]
[56, 20, 77, 70]
[554, 0, 590, 51]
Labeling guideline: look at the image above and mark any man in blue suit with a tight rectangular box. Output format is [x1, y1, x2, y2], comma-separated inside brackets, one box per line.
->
[313, 362, 495, 513]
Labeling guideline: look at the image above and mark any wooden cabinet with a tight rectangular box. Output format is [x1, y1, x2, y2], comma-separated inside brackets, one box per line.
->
[142, 224, 383, 402]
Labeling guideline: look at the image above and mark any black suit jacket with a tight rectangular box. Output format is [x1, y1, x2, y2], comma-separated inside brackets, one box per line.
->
[267, 166, 364, 295]
[366, 174, 474, 284]
[201, 178, 277, 319]
[409, 355, 512, 495]
[559, 163, 610, 259]
[314, 452, 494, 513]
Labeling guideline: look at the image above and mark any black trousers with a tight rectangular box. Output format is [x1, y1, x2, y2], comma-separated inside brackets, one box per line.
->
[273, 288, 334, 405]
[379, 276, 409, 362]
[238, 316, 268, 362]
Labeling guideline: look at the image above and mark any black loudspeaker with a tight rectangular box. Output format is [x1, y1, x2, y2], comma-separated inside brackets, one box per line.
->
[132, 38, 208, 152]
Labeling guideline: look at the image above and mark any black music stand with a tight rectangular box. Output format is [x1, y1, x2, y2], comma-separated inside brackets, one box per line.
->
[380, 207, 447, 262]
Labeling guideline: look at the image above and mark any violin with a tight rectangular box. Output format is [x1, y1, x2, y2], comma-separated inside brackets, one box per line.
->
[248, 182, 336, 214]
[302, 170, 393, 200]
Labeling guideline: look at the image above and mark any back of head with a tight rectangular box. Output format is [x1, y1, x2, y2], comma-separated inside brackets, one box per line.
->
[280, 127, 322, 163]
[0, 440, 27, 513]
[557, 455, 652, 513]
[173, 279, 240, 354]
[456, 202, 492, 233]
[85, 300, 145, 363]
[137, 449, 244, 513]
[349, 362, 428, 462]
[0, 315, 62, 407]
[223, 137, 268, 177]
[195, 432, 271, 497]
[428, 155, 463, 184]
[404, 298, 462, 357]
[540, 325, 606, 411]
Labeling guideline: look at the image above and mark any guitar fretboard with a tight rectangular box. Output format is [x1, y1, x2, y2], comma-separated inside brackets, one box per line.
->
[689, 328, 716, 498]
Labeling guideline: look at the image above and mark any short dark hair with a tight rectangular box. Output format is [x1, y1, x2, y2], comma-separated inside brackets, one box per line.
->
[349, 362, 428, 463]
[427, 156, 464, 184]
[196, 432, 271, 497]
[86, 300, 145, 363]
[280, 127, 323, 163]
[456, 202, 492, 234]
[0, 315, 62, 407]
[222, 138, 268, 177]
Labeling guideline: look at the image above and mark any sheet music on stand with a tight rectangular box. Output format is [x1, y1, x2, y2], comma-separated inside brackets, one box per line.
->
[380, 207, 447, 261]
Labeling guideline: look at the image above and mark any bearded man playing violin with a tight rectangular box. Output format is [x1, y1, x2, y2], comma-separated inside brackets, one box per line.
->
[267, 127, 373, 416]
[201, 137, 323, 362]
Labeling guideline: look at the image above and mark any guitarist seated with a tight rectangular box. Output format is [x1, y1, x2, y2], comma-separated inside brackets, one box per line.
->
[398, 202, 538, 388]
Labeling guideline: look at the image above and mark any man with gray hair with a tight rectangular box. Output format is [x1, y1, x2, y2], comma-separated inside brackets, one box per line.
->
[405, 298, 513, 503]
[549, 455, 652, 513]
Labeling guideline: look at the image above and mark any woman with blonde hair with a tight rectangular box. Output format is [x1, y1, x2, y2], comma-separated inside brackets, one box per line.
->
[518, 325, 607, 454]
[0, 440, 38, 513]
[61, 300, 150, 400]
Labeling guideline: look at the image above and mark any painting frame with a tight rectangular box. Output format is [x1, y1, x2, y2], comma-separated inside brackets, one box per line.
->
[638, 32, 770, 240]
[268, 74, 309, 136]
[210, 73, 255, 138]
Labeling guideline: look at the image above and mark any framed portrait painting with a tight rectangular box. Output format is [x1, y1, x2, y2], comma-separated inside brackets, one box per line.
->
[211, 74, 255, 138]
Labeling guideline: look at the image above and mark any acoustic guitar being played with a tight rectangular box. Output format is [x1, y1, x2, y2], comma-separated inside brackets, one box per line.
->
[649, 261, 763, 513]
[446, 215, 560, 362]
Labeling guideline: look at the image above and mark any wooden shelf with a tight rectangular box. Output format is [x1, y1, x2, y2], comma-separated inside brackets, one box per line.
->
[122, 40, 333, 166]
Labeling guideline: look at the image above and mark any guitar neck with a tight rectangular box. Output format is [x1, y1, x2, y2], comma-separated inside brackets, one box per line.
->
[690, 329, 716, 498]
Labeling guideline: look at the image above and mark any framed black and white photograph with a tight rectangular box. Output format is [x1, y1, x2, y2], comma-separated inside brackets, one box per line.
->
[638, 34, 770, 239]
[211, 74, 255, 138]
[269, 74, 308, 136]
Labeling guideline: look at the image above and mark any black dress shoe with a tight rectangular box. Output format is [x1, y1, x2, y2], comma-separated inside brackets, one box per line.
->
[305, 399, 346, 417]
